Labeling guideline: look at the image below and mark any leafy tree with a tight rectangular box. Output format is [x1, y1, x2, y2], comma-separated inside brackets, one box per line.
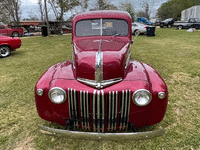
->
[157, 0, 200, 20]
[119, 1, 135, 21]
[0, 0, 21, 25]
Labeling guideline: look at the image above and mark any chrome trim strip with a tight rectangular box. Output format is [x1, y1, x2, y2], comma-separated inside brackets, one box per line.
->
[68, 88, 71, 119]
[73, 89, 78, 128]
[126, 90, 131, 128]
[95, 51, 103, 84]
[123, 90, 128, 130]
[83, 91, 86, 130]
[108, 92, 111, 131]
[38, 125, 165, 140]
[101, 90, 104, 133]
[77, 77, 122, 90]
[93, 90, 96, 132]
[114, 91, 118, 131]
[97, 90, 100, 133]
[120, 90, 125, 130]
[80, 90, 84, 129]
[111, 91, 115, 131]
[70, 89, 75, 128]
[86, 91, 90, 130]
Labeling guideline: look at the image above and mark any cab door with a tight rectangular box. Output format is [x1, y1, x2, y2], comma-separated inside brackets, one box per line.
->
[0, 25, 7, 35]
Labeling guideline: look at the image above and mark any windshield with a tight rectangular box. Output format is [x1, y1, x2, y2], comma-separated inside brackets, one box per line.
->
[164, 18, 173, 21]
[75, 19, 129, 37]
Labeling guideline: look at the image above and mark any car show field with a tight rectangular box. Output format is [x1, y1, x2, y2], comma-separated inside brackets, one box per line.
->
[1, 28, 200, 149]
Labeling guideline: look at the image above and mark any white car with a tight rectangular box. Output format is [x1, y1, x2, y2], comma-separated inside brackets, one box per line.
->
[132, 22, 148, 35]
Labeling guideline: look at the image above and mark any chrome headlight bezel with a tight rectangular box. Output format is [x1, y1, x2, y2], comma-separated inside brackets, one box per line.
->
[132, 89, 152, 106]
[48, 87, 66, 104]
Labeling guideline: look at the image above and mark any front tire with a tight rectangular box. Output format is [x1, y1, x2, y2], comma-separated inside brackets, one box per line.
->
[134, 30, 140, 35]
[177, 25, 183, 30]
[167, 24, 171, 28]
[12, 31, 19, 37]
[0, 46, 11, 58]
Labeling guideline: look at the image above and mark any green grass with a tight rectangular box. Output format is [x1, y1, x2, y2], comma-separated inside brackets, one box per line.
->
[1, 29, 200, 149]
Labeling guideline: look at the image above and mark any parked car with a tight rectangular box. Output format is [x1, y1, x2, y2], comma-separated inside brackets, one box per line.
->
[0, 36, 22, 58]
[0, 23, 23, 37]
[160, 18, 177, 28]
[174, 18, 200, 29]
[132, 22, 148, 35]
[137, 17, 151, 25]
[150, 18, 161, 26]
[36, 10, 168, 140]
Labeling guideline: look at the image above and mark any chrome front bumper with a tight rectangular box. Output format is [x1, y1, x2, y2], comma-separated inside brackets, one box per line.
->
[38, 125, 165, 140]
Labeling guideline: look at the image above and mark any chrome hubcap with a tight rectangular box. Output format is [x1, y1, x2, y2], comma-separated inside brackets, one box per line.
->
[0, 47, 9, 57]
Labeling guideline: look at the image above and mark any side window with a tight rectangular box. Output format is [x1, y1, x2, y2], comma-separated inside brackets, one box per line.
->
[0, 25, 5, 29]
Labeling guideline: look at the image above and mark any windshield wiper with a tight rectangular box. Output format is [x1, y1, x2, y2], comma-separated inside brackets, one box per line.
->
[111, 33, 120, 37]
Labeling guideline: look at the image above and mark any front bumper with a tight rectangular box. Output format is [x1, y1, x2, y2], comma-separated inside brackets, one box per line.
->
[38, 125, 165, 141]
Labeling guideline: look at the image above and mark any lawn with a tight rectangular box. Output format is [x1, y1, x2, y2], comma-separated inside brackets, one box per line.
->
[1, 28, 200, 150]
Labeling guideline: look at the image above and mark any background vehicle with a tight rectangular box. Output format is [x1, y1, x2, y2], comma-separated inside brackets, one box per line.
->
[0, 23, 23, 37]
[150, 18, 161, 26]
[160, 18, 177, 28]
[174, 18, 200, 29]
[132, 22, 148, 35]
[137, 17, 151, 25]
[36, 10, 168, 140]
[0, 36, 21, 58]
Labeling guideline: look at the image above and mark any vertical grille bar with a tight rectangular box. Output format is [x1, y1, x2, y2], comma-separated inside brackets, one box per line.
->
[73, 89, 78, 128]
[93, 90, 96, 132]
[114, 91, 118, 131]
[120, 90, 125, 130]
[80, 90, 84, 129]
[70, 88, 75, 128]
[86, 91, 90, 130]
[101, 90, 104, 133]
[108, 92, 111, 131]
[111, 91, 115, 131]
[68, 88, 71, 119]
[83, 91, 87, 130]
[123, 90, 128, 130]
[97, 90, 100, 133]
[126, 90, 131, 128]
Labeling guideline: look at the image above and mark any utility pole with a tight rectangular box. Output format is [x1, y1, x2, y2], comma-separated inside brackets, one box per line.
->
[44, 0, 50, 36]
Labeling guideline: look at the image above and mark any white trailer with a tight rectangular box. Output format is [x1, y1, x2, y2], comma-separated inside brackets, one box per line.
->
[181, 5, 200, 21]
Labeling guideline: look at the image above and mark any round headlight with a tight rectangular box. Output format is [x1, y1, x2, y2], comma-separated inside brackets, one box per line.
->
[132, 89, 152, 106]
[48, 87, 66, 104]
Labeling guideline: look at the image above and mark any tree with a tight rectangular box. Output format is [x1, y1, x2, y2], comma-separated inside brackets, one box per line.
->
[157, 0, 200, 20]
[142, 2, 150, 20]
[0, 0, 21, 25]
[38, 0, 45, 25]
[44, 0, 50, 36]
[119, 1, 135, 21]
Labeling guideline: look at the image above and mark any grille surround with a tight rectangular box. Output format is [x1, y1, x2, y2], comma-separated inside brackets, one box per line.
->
[68, 88, 131, 133]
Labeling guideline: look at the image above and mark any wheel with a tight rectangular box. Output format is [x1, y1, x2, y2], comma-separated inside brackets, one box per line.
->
[59, 30, 63, 35]
[177, 25, 182, 30]
[12, 31, 19, 37]
[167, 24, 171, 28]
[134, 30, 140, 35]
[0, 46, 11, 58]
[160, 24, 163, 28]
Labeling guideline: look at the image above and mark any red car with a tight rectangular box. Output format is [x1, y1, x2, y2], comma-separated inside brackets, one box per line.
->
[0, 36, 22, 58]
[36, 11, 168, 140]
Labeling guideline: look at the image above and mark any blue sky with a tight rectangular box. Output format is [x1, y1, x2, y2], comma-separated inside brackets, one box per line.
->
[20, 0, 167, 20]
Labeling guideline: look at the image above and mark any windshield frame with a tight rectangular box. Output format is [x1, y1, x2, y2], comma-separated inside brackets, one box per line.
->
[75, 18, 129, 37]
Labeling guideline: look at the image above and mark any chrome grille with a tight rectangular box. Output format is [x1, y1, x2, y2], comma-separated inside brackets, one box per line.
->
[68, 89, 131, 132]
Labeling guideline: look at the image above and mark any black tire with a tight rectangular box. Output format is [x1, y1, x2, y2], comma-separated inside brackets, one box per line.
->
[160, 24, 163, 28]
[167, 24, 172, 28]
[12, 31, 19, 37]
[134, 30, 140, 35]
[177, 25, 182, 30]
[0, 46, 11, 58]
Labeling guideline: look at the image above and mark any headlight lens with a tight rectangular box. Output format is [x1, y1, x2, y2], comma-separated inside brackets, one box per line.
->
[36, 89, 43, 96]
[132, 89, 152, 106]
[48, 87, 66, 104]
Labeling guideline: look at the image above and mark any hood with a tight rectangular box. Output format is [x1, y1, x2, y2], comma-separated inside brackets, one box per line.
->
[73, 38, 130, 84]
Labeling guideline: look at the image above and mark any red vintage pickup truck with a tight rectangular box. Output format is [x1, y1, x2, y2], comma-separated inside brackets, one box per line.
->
[0, 24, 23, 37]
